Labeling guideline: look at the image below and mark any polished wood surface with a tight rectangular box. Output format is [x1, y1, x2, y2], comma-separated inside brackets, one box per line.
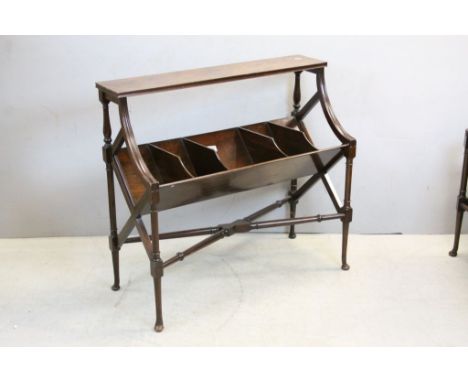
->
[99, 55, 356, 333]
[114, 118, 345, 211]
[96, 55, 326, 98]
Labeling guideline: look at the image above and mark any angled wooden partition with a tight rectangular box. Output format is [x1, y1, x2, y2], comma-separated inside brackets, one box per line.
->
[96, 55, 357, 332]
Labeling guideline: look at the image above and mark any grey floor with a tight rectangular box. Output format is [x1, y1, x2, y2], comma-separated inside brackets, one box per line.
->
[1, 233, 468, 346]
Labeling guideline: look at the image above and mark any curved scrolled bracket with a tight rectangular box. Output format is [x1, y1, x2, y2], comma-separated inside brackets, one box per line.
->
[314, 68, 356, 147]
[118, 98, 159, 191]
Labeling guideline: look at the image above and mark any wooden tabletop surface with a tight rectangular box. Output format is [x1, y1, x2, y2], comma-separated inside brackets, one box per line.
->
[96, 55, 326, 98]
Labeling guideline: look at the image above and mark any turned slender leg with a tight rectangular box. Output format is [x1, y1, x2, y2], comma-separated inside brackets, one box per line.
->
[341, 219, 350, 271]
[288, 180, 298, 239]
[341, 145, 355, 271]
[111, 250, 120, 290]
[450, 130, 468, 257]
[450, 210, 464, 257]
[152, 271, 163, 332]
[150, 191, 164, 332]
[106, 165, 120, 290]
[288, 71, 302, 239]
[100, 92, 120, 291]
[107, 166, 120, 291]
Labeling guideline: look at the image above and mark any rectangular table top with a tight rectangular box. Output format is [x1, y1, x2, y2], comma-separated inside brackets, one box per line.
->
[96, 55, 326, 99]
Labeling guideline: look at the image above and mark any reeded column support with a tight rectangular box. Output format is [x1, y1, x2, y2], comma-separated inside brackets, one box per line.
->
[450, 130, 468, 257]
[289, 71, 302, 239]
[100, 91, 120, 291]
[288, 180, 298, 239]
[340, 144, 355, 271]
[150, 189, 164, 332]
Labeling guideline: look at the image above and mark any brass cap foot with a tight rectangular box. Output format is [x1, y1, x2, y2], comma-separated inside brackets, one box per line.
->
[341, 264, 350, 271]
[154, 324, 164, 332]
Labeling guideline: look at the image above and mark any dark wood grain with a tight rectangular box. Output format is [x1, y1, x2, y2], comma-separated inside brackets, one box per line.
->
[188, 129, 253, 169]
[183, 139, 227, 176]
[244, 122, 316, 155]
[148, 145, 194, 183]
[96, 55, 326, 98]
[267, 123, 316, 155]
[153, 139, 196, 175]
[152, 146, 343, 212]
[115, 146, 154, 201]
[238, 128, 286, 163]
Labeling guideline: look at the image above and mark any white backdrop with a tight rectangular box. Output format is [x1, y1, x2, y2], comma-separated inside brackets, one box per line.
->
[1, 36, 468, 237]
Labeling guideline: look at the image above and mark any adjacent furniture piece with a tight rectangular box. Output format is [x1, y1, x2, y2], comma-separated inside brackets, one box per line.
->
[96, 55, 357, 332]
[449, 129, 468, 257]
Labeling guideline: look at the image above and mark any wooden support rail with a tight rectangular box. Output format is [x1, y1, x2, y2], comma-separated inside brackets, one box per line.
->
[163, 212, 345, 269]
[97, 55, 326, 99]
